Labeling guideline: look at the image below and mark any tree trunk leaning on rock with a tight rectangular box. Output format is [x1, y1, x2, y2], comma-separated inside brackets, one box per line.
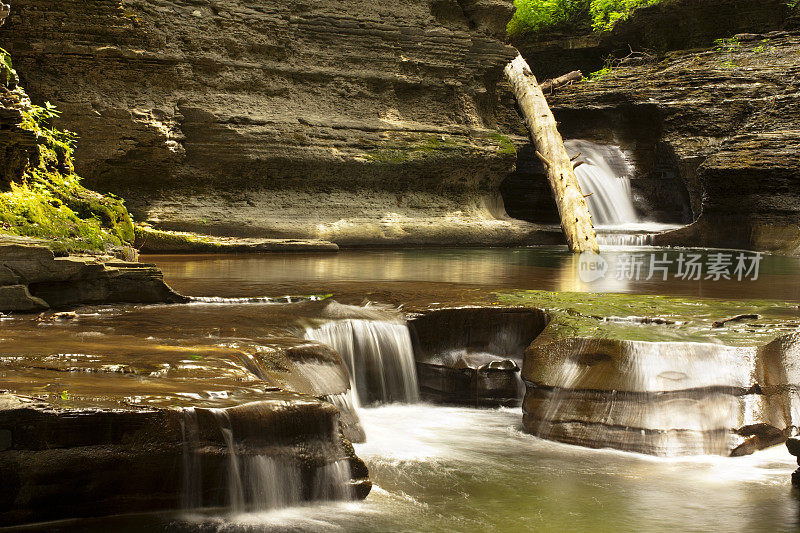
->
[504, 53, 599, 253]
[539, 70, 582, 93]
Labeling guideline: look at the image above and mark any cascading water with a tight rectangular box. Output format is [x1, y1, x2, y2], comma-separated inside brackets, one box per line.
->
[566, 139, 639, 227]
[179, 408, 353, 513]
[565, 140, 683, 246]
[304, 318, 419, 405]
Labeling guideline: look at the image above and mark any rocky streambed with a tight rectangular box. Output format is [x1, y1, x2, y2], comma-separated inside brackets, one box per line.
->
[3, 248, 800, 527]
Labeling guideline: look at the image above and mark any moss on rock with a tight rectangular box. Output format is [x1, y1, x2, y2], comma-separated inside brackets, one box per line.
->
[0, 48, 134, 254]
[495, 290, 800, 345]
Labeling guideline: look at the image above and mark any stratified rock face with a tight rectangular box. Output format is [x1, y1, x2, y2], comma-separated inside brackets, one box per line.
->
[0, 0, 547, 246]
[522, 331, 800, 456]
[0, 240, 186, 311]
[531, 32, 800, 253]
[512, 0, 794, 80]
[410, 307, 548, 405]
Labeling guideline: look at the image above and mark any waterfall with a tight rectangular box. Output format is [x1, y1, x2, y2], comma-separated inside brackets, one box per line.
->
[179, 408, 353, 513]
[304, 319, 419, 405]
[565, 140, 639, 227]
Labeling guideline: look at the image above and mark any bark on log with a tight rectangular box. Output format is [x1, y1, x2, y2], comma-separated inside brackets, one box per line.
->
[540, 70, 583, 93]
[504, 54, 599, 253]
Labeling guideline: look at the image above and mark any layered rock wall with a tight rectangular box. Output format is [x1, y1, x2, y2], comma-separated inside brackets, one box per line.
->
[0, 239, 186, 311]
[1, 0, 548, 246]
[508, 29, 800, 252]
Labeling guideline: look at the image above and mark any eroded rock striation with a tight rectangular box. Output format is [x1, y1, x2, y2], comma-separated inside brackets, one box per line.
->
[0, 239, 186, 311]
[0, 0, 551, 246]
[0, 321, 370, 525]
[495, 290, 800, 456]
[505, 6, 800, 253]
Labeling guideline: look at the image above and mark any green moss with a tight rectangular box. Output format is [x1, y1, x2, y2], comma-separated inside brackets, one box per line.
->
[490, 133, 517, 156]
[495, 290, 800, 345]
[364, 134, 472, 164]
[0, 48, 134, 253]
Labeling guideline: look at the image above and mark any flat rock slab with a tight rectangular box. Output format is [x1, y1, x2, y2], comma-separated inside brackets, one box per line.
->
[496, 290, 800, 456]
[0, 242, 186, 311]
[134, 227, 339, 253]
[0, 326, 371, 525]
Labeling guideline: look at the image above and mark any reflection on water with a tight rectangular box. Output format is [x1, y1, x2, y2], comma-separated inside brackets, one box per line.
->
[7, 248, 800, 532]
[144, 247, 800, 302]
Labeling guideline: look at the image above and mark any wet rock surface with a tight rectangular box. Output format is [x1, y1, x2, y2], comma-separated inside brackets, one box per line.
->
[0, 0, 556, 246]
[498, 290, 800, 456]
[0, 240, 187, 311]
[0, 313, 371, 526]
[409, 307, 547, 406]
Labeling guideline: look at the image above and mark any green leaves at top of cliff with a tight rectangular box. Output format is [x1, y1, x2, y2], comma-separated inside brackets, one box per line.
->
[0, 48, 14, 86]
[507, 0, 663, 38]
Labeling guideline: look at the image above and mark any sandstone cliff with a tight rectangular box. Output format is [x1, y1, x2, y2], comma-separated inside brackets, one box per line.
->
[1, 0, 549, 246]
[504, 1, 800, 253]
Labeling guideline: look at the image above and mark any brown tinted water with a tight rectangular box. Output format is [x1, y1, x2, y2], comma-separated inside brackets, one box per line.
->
[4, 247, 800, 532]
[143, 246, 800, 303]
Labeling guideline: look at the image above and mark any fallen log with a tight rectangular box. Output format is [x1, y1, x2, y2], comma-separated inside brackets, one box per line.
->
[504, 54, 599, 253]
[540, 70, 582, 93]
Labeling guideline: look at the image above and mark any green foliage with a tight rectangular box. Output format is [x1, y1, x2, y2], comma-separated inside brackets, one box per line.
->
[508, 0, 663, 37]
[587, 66, 613, 80]
[589, 0, 660, 32]
[507, 0, 590, 37]
[714, 36, 740, 68]
[0, 48, 14, 86]
[753, 39, 771, 54]
[0, 50, 135, 253]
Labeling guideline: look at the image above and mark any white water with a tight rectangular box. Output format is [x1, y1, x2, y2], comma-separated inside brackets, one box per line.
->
[566, 140, 639, 227]
[180, 408, 353, 513]
[184, 404, 797, 532]
[304, 319, 419, 405]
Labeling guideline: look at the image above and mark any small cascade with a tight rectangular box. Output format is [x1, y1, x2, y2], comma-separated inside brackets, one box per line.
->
[565, 139, 639, 227]
[304, 319, 419, 405]
[596, 232, 655, 246]
[179, 408, 353, 513]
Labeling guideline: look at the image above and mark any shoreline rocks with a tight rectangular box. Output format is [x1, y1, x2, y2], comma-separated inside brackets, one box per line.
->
[0, 240, 187, 312]
[0, 324, 371, 526]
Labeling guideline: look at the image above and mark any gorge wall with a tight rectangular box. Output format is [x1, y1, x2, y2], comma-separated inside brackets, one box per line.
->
[0, 0, 551, 247]
[504, 0, 800, 252]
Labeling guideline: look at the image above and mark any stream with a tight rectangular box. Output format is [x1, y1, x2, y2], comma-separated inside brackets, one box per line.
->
[6, 247, 800, 532]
